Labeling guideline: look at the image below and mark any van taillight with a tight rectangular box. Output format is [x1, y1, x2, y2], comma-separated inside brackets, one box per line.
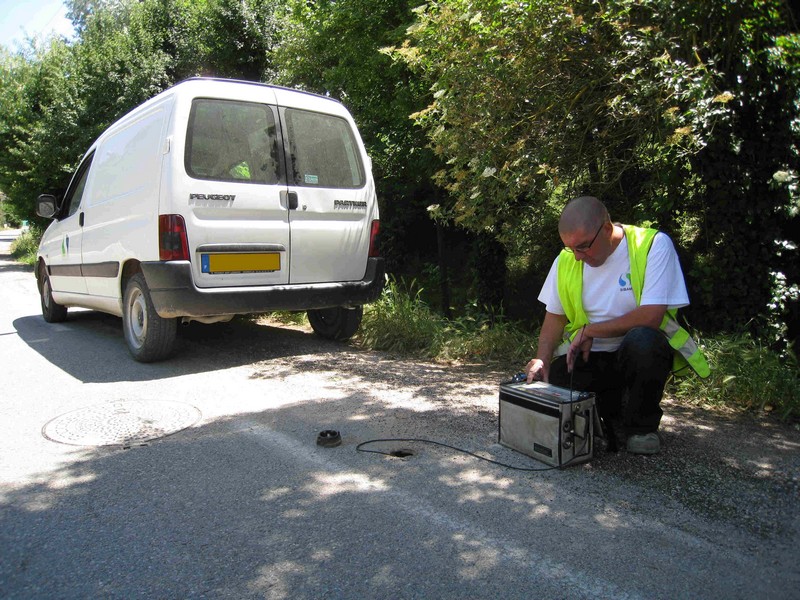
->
[159, 214, 189, 261]
[369, 220, 380, 257]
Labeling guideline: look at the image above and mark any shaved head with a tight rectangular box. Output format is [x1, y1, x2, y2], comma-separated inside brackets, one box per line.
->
[559, 196, 609, 236]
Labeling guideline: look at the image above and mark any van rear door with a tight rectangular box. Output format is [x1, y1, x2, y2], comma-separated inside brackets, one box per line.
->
[183, 95, 291, 289]
[275, 91, 375, 285]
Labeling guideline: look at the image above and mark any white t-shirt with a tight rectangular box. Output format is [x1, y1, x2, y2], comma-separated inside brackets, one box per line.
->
[538, 228, 689, 352]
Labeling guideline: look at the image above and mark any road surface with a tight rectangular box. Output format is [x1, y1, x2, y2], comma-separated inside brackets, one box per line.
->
[0, 229, 798, 599]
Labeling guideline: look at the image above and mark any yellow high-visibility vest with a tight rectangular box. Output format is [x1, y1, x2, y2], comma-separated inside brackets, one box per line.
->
[555, 224, 710, 377]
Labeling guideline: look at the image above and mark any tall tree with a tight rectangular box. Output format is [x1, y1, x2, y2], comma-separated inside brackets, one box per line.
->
[0, 0, 285, 222]
[0, 1, 174, 221]
[673, 1, 799, 339]
[0, 39, 78, 221]
[396, 0, 799, 337]
[275, 0, 445, 287]
[192, 0, 282, 81]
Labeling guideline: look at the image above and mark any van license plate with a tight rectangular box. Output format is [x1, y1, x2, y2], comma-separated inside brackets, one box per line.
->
[201, 253, 281, 274]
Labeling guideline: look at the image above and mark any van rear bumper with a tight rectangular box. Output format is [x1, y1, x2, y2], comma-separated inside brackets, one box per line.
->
[140, 258, 386, 318]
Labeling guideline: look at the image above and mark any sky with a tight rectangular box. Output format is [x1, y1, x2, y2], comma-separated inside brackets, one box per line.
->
[0, 0, 74, 51]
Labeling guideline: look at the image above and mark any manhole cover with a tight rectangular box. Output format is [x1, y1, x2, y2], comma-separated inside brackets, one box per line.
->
[43, 400, 202, 446]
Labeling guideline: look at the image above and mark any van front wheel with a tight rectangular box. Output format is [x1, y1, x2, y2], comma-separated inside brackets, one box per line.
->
[39, 265, 68, 323]
[123, 273, 177, 362]
[307, 306, 363, 341]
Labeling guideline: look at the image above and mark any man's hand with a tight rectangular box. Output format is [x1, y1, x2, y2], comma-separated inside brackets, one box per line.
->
[525, 311, 567, 384]
[525, 358, 548, 383]
[566, 326, 592, 372]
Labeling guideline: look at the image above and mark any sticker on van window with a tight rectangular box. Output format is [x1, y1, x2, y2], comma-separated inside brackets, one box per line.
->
[304, 174, 319, 185]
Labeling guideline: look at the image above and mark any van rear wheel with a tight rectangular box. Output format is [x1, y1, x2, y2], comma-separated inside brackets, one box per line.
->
[123, 273, 177, 362]
[39, 265, 68, 323]
[307, 306, 363, 341]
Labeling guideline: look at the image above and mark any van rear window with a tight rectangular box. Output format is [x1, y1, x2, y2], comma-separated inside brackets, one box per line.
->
[284, 109, 365, 189]
[186, 99, 282, 185]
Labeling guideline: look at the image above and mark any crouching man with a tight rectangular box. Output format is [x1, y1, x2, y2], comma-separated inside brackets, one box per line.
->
[524, 196, 709, 454]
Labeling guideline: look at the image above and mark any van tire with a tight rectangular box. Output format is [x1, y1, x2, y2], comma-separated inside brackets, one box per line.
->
[39, 265, 68, 323]
[307, 306, 363, 341]
[123, 273, 177, 362]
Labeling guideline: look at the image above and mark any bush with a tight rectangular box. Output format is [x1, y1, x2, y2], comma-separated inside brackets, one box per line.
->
[431, 299, 536, 364]
[359, 276, 537, 365]
[359, 281, 799, 421]
[358, 277, 445, 356]
[669, 333, 800, 420]
[9, 226, 41, 265]
[438, 318, 536, 365]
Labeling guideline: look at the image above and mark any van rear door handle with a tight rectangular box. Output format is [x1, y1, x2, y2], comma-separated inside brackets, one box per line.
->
[280, 190, 299, 210]
[79, 212, 85, 226]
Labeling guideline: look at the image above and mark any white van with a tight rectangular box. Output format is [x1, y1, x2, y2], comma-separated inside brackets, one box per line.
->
[35, 78, 384, 361]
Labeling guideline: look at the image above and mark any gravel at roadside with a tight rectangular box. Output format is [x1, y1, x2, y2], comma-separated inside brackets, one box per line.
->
[251, 324, 800, 549]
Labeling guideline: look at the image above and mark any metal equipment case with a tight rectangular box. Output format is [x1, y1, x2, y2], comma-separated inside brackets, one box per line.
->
[498, 381, 596, 468]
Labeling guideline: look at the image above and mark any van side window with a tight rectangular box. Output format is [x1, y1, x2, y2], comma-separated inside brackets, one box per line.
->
[186, 99, 282, 185]
[63, 152, 94, 218]
[284, 109, 365, 189]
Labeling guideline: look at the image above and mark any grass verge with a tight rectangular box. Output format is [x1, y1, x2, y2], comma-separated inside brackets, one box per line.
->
[9, 226, 41, 265]
[358, 277, 800, 421]
[669, 333, 799, 420]
[9, 230, 798, 421]
[356, 276, 536, 363]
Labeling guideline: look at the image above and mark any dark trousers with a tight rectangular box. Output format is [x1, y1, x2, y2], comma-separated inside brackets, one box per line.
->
[548, 327, 673, 436]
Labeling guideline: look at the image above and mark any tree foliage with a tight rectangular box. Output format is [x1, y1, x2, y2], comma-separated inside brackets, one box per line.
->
[0, 1, 173, 223]
[395, 0, 799, 340]
[0, 0, 284, 222]
[275, 0, 443, 272]
[186, 0, 282, 80]
[0, 0, 797, 343]
[0, 39, 79, 222]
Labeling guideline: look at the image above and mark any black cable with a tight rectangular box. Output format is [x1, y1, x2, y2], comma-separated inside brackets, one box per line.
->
[357, 326, 594, 472]
[568, 325, 592, 461]
[569, 324, 585, 394]
[356, 438, 558, 472]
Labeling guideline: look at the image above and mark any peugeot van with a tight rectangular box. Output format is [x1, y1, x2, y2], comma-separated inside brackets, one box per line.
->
[35, 78, 384, 361]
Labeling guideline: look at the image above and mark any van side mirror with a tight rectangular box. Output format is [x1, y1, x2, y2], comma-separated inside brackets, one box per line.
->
[36, 194, 58, 219]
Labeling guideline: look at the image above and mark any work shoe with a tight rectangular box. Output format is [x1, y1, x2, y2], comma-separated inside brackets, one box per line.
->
[627, 432, 660, 455]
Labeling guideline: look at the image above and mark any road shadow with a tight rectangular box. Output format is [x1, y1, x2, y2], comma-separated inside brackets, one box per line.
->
[0, 239, 34, 273]
[0, 261, 34, 274]
[0, 231, 22, 244]
[13, 312, 345, 383]
[1, 381, 798, 599]
[0, 404, 548, 599]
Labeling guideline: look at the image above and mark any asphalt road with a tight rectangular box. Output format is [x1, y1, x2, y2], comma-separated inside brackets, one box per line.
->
[1, 229, 798, 599]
